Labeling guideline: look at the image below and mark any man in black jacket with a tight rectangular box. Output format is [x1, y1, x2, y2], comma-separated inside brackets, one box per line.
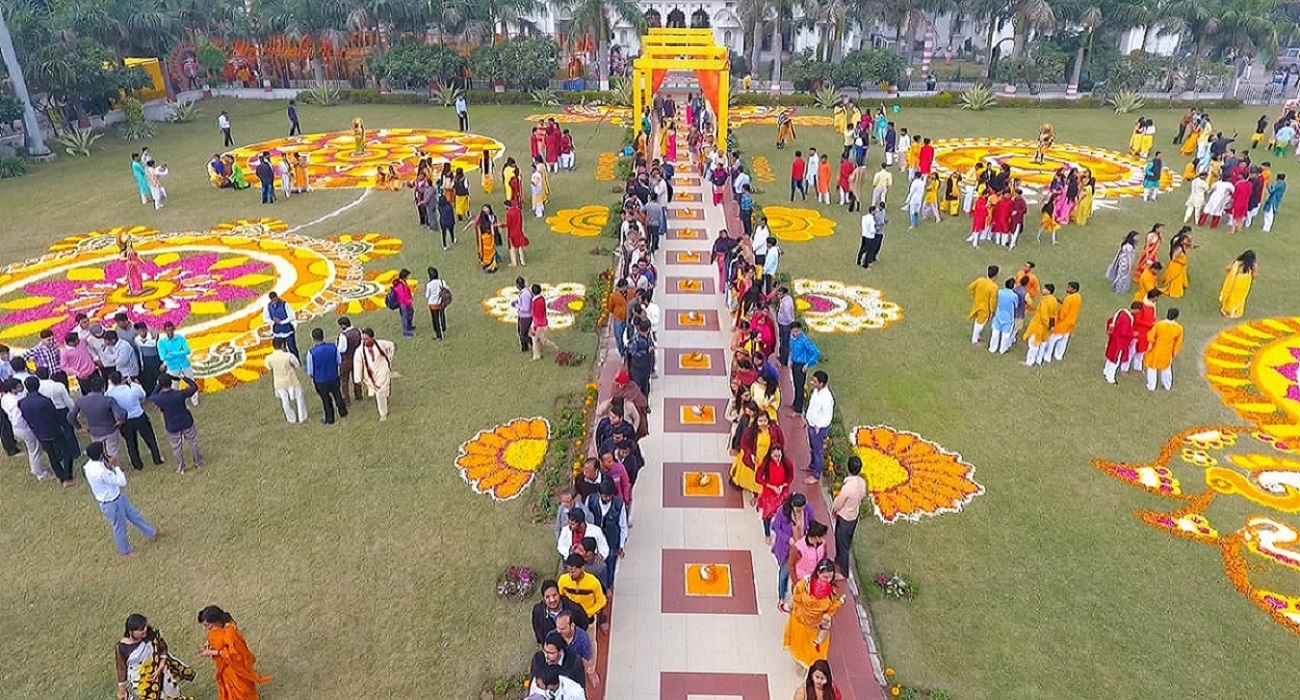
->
[18, 376, 76, 486]
[531, 579, 590, 642]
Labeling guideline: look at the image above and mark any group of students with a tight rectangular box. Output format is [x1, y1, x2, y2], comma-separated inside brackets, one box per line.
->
[967, 261, 1083, 368]
[1180, 149, 1287, 233]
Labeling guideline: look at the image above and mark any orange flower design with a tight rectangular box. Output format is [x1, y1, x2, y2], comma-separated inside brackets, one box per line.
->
[455, 417, 551, 501]
[546, 206, 609, 237]
[930, 138, 1179, 200]
[761, 206, 836, 243]
[1204, 316, 1300, 441]
[852, 425, 984, 524]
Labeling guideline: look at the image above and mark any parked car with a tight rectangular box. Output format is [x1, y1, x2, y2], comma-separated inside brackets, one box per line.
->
[1277, 47, 1300, 73]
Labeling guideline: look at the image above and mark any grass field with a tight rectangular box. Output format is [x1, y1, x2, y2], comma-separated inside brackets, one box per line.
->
[734, 106, 1300, 698]
[0, 99, 623, 699]
[2, 95, 1297, 700]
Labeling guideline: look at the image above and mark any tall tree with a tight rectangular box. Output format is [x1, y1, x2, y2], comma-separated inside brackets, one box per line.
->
[0, 2, 49, 155]
[737, 0, 768, 80]
[556, 0, 642, 89]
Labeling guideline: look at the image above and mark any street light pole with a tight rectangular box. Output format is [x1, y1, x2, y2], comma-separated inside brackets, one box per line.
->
[0, 5, 51, 157]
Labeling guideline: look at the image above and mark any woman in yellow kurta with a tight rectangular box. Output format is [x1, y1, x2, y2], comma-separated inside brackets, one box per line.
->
[198, 606, 270, 700]
[1128, 119, 1144, 156]
[1072, 170, 1094, 226]
[942, 173, 962, 215]
[1133, 263, 1161, 303]
[502, 160, 518, 202]
[1180, 123, 1200, 157]
[1219, 250, 1258, 318]
[732, 411, 782, 495]
[905, 140, 921, 173]
[750, 372, 780, 421]
[351, 118, 365, 154]
[1162, 228, 1193, 298]
[783, 560, 844, 669]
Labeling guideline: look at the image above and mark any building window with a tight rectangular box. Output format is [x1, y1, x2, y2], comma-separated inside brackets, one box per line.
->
[645, 9, 662, 28]
[724, 30, 733, 46]
[691, 8, 710, 28]
[667, 8, 687, 28]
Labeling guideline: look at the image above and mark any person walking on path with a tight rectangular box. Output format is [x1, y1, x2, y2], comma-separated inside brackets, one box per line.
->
[832, 456, 866, 577]
[218, 111, 232, 147]
[530, 284, 562, 361]
[790, 151, 808, 201]
[783, 558, 846, 670]
[131, 154, 151, 205]
[455, 94, 468, 131]
[264, 338, 308, 424]
[353, 329, 395, 421]
[263, 292, 298, 358]
[789, 324, 820, 414]
[148, 374, 203, 472]
[84, 441, 160, 557]
[305, 328, 347, 425]
[158, 322, 199, 406]
[286, 100, 301, 136]
[772, 493, 813, 610]
[424, 267, 451, 341]
[197, 606, 272, 700]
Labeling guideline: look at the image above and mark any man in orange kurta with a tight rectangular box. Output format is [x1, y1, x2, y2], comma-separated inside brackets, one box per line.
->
[1144, 308, 1184, 391]
[1128, 289, 1160, 372]
[1022, 284, 1059, 367]
[1047, 281, 1082, 362]
[967, 265, 1000, 345]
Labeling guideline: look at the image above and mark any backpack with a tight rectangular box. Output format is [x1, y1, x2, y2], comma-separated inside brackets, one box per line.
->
[438, 286, 453, 308]
[384, 287, 399, 310]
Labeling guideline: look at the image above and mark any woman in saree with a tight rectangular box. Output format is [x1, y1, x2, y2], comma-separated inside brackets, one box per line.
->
[115, 614, 195, 700]
[1054, 169, 1077, 223]
[941, 172, 962, 216]
[1104, 231, 1138, 295]
[750, 309, 777, 360]
[1219, 249, 1258, 318]
[1128, 118, 1145, 156]
[480, 147, 496, 194]
[292, 153, 310, 192]
[1162, 227, 1194, 298]
[465, 204, 500, 273]
[732, 410, 784, 496]
[1072, 169, 1095, 226]
[755, 443, 794, 542]
[1134, 224, 1163, 280]
[783, 559, 845, 670]
[197, 606, 270, 700]
[665, 123, 678, 162]
[529, 159, 550, 218]
[351, 118, 365, 154]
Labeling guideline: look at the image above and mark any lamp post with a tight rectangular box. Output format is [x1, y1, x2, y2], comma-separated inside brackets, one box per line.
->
[0, 5, 51, 157]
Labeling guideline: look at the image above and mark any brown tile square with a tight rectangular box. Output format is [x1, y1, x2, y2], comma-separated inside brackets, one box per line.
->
[665, 276, 716, 295]
[661, 550, 758, 615]
[662, 462, 744, 509]
[664, 348, 726, 376]
[666, 309, 721, 331]
[661, 672, 771, 700]
[661, 398, 732, 434]
[670, 207, 706, 221]
[670, 250, 709, 265]
[668, 227, 706, 240]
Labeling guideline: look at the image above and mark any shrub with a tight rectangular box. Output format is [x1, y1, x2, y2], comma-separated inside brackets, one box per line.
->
[167, 100, 201, 123]
[118, 97, 155, 141]
[0, 154, 28, 179]
[349, 88, 380, 104]
[297, 84, 343, 106]
[835, 49, 905, 90]
[958, 84, 997, 111]
[813, 86, 843, 109]
[0, 94, 23, 124]
[609, 76, 633, 107]
[1108, 89, 1145, 114]
[432, 84, 463, 107]
[57, 129, 103, 156]
[530, 88, 560, 107]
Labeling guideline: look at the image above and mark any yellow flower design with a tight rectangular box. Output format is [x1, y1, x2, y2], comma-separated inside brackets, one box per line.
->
[1204, 317, 1300, 441]
[852, 425, 985, 524]
[760, 206, 836, 243]
[455, 417, 551, 500]
[750, 156, 777, 182]
[595, 152, 619, 182]
[930, 138, 1179, 200]
[483, 283, 586, 330]
[547, 206, 609, 237]
[226, 128, 504, 189]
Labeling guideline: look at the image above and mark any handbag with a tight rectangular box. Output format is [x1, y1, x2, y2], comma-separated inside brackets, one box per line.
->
[437, 286, 453, 308]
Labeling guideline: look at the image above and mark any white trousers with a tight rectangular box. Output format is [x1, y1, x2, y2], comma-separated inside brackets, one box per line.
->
[1146, 367, 1173, 391]
[971, 320, 987, 345]
[14, 425, 51, 480]
[275, 385, 308, 423]
[559, 153, 575, 170]
[988, 327, 1014, 354]
[1025, 338, 1047, 366]
[962, 185, 976, 213]
[1103, 360, 1122, 383]
[1263, 209, 1277, 232]
[872, 187, 888, 207]
[150, 185, 166, 210]
[1047, 333, 1071, 362]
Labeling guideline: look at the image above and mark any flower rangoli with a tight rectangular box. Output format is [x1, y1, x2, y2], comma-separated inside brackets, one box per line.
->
[455, 417, 551, 500]
[547, 206, 609, 238]
[792, 279, 903, 334]
[930, 138, 1179, 200]
[226, 129, 505, 189]
[760, 206, 836, 243]
[852, 425, 984, 524]
[0, 219, 400, 392]
[483, 283, 587, 330]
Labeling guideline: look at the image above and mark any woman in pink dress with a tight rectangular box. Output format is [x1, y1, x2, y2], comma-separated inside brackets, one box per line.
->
[665, 124, 678, 162]
[124, 240, 144, 295]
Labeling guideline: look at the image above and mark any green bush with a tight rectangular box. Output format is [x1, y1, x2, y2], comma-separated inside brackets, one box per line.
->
[835, 49, 905, 90]
[0, 94, 23, 125]
[0, 154, 28, 179]
[349, 88, 380, 104]
[297, 84, 344, 106]
[376, 92, 426, 105]
[731, 93, 817, 107]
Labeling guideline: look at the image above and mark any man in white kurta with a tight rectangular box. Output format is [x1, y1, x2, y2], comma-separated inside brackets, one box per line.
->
[353, 329, 396, 420]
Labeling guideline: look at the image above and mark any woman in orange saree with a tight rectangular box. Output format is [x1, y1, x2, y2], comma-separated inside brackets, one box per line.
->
[198, 606, 271, 700]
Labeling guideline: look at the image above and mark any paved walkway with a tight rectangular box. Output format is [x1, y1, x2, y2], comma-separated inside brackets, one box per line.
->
[600, 129, 885, 699]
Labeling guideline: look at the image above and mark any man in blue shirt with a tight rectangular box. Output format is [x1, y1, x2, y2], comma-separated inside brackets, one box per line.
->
[304, 327, 348, 425]
[157, 321, 199, 407]
[739, 183, 755, 238]
[990, 279, 1020, 355]
[788, 322, 821, 414]
[106, 372, 163, 471]
[287, 99, 301, 136]
[18, 376, 77, 485]
[149, 374, 204, 472]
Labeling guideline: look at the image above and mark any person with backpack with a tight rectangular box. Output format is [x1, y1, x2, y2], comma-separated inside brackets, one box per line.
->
[424, 267, 451, 341]
[625, 319, 655, 399]
[386, 269, 416, 338]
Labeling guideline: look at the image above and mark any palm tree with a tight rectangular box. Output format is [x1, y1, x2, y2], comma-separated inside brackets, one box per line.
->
[1110, 0, 1178, 55]
[256, 0, 352, 83]
[1007, 0, 1055, 58]
[799, 0, 849, 62]
[556, 0, 643, 89]
[737, 0, 768, 81]
[768, 0, 795, 90]
[1055, 0, 1106, 97]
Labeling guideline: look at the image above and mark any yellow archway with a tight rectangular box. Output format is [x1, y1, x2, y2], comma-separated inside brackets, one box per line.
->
[631, 28, 730, 153]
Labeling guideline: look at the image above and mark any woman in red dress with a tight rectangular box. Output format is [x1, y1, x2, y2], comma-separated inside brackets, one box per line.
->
[755, 443, 794, 542]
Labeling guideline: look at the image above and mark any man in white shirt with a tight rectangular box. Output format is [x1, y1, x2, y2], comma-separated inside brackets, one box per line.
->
[529, 667, 586, 700]
[454, 95, 468, 131]
[218, 110, 232, 147]
[732, 166, 750, 196]
[857, 208, 877, 268]
[806, 148, 820, 193]
[905, 172, 927, 230]
[761, 237, 780, 294]
[804, 370, 835, 485]
[101, 330, 140, 380]
[2, 378, 52, 481]
[82, 441, 159, 557]
[557, 509, 610, 560]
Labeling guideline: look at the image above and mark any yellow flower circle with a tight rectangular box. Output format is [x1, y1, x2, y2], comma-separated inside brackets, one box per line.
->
[455, 417, 551, 501]
[547, 206, 609, 238]
[760, 206, 836, 243]
[750, 156, 777, 182]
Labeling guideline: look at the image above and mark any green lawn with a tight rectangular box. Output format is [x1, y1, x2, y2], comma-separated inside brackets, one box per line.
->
[735, 106, 1300, 698]
[0, 99, 622, 699]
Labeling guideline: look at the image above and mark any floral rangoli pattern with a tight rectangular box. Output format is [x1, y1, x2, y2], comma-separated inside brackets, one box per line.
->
[760, 206, 836, 243]
[792, 279, 903, 334]
[455, 417, 551, 500]
[546, 206, 609, 238]
[0, 219, 400, 392]
[852, 425, 984, 524]
[483, 283, 587, 330]
[226, 129, 505, 189]
[930, 138, 1179, 199]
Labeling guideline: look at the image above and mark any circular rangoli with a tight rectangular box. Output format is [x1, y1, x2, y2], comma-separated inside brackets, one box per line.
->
[226, 129, 505, 189]
[930, 138, 1179, 199]
[0, 219, 401, 392]
[792, 278, 903, 334]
